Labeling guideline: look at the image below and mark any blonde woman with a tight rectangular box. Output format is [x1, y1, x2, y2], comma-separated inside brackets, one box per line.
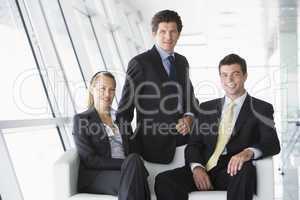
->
[72, 71, 150, 200]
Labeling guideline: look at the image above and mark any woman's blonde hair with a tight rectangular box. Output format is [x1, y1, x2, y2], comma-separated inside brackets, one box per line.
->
[87, 71, 116, 108]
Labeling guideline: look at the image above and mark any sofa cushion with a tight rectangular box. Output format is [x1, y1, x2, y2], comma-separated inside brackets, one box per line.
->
[70, 193, 117, 200]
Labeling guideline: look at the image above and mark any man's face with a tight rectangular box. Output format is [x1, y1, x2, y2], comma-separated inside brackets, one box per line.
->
[152, 22, 180, 53]
[219, 64, 247, 100]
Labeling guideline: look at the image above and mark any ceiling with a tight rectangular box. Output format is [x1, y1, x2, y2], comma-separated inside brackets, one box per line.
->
[126, 0, 298, 65]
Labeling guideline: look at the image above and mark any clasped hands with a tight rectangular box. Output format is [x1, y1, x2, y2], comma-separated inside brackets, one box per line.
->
[176, 116, 193, 135]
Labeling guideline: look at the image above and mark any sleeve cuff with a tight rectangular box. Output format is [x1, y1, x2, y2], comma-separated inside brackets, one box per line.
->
[184, 112, 194, 117]
[247, 147, 262, 159]
[190, 162, 205, 172]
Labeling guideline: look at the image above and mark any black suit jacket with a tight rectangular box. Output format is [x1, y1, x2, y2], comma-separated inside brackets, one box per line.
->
[185, 94, 280, 167]
[72, 107, 130, 190]
[117, 46, 198, 164]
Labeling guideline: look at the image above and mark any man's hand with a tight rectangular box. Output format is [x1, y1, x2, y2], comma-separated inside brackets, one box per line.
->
[176, 116, 193, 135]
[227, 149, 254, 176]
[192, 167, 213, 191]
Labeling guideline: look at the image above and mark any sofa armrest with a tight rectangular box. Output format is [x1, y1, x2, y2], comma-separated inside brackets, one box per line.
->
[53, 149, 79, 200]
[255, 157, 274, 200]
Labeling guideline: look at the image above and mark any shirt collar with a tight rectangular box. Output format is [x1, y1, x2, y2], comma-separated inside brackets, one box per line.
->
[93, 106, 116, 122]
[102, 108, 117, 129]
[110, 108, 116, 122]
[224, 91, 247, 108]
[155, 44, 175, 61]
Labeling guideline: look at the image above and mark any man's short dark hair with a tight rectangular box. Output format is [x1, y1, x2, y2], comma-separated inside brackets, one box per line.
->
[151, 10, 183, 33]
[218, 54, 247, 75]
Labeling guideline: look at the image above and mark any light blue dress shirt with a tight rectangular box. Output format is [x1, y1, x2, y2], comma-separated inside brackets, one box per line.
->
[155, 44, 175, 76]
[155, 44, 194, 117]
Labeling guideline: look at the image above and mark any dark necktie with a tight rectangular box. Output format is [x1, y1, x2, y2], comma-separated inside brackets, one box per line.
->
[166, 55, 179, 113]
[167, 55, 176, 81]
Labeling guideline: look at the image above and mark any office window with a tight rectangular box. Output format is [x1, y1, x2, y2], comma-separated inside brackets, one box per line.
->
[39, 0, 87, 113]
[136, 21, 151, 49]
[0, 0, 52, 120]
[72, 6, 107, 72]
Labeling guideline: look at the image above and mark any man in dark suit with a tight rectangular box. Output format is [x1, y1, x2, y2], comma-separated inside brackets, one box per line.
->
[117, 10, 198, 164]
[155, 54, 281, 200]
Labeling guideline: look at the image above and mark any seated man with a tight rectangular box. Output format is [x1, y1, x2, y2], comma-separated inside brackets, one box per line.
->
[154, 53, 281, 200]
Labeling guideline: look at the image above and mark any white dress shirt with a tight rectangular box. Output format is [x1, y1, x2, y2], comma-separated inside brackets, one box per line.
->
[102, 109, 125, 159]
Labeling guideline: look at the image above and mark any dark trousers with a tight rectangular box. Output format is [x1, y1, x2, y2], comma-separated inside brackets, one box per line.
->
[155, 159, 256, 200]
[82, 154, 150, 200]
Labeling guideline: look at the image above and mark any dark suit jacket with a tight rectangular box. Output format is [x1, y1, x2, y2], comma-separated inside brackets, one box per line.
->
[185, 94, 280, 167]
[117, 46, 198, 164]
[72, 107, 130, 190]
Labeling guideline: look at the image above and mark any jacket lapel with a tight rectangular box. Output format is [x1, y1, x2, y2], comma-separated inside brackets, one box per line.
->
[88, 107, 108, 138]
[88, 107, 129, 155]
[149, 46, 186, 84]
[149, 46, 169, 81]
[114, 120, 130, 156]
[174, 53, 185, 84]
[216, 98, 224, 121]
[231, 94, 251, 137]
[209, 98, 224, 146]
[89, 107, 130, 156]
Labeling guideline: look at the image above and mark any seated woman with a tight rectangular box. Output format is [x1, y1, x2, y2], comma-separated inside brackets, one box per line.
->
[73, 71, 150, 200]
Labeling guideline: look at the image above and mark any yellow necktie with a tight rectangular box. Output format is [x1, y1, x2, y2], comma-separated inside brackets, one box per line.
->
[206, 101, 235, 171]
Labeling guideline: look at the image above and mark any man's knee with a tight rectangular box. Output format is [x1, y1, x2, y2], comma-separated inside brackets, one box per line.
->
[227, 162, 257, 199]
[240, 162, 256, 175]
[155, 171, 174, 192]
[155, 171, 188, 200]
[231, 162, 256, 181]
[155, 172, 167, 186]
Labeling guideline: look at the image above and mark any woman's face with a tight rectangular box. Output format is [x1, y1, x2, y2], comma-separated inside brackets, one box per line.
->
[91, 74, 116, 109]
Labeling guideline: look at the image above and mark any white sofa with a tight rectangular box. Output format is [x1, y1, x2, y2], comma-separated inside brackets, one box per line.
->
[53, 146, 275, 200]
